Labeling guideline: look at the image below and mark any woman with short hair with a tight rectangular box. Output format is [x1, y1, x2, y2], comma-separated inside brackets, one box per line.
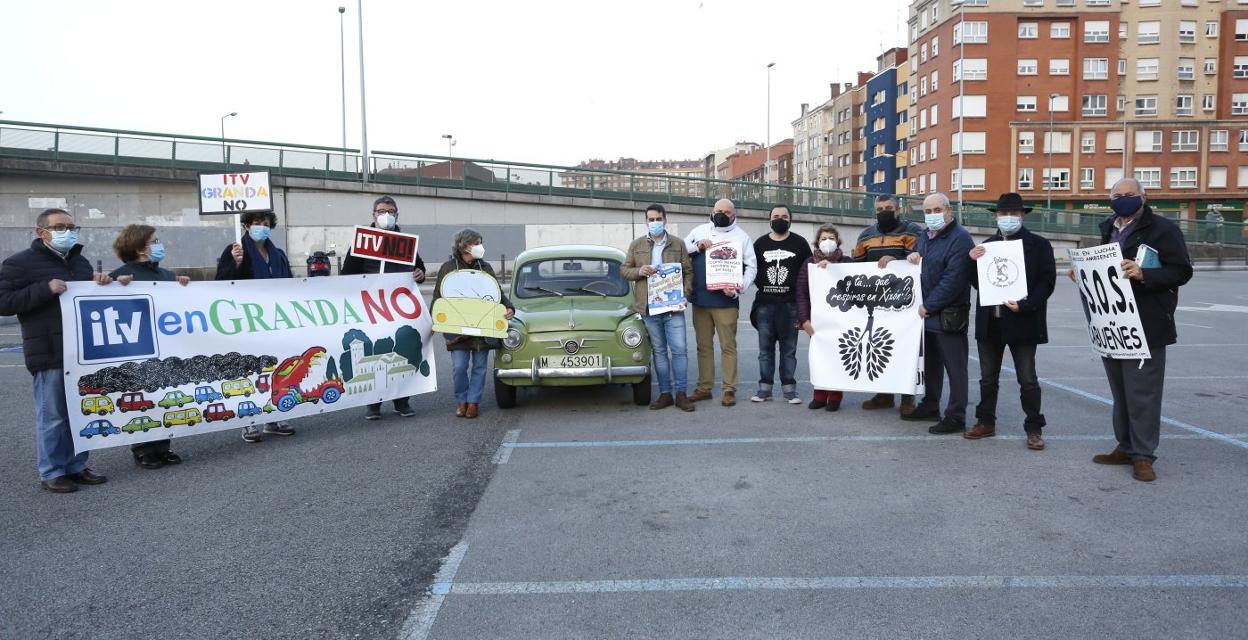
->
[796, 223, 852, 411]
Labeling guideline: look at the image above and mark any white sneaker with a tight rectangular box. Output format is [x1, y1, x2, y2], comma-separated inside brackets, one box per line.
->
[749, 394, 771, 402]
[786, 397, 802, 405]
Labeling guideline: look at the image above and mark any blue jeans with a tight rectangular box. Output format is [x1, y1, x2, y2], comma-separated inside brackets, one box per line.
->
[33, 369, 89, 481]
[755, 301, 799, 395]
[452, 348, 490, 403]
[643, 312, 689, 394]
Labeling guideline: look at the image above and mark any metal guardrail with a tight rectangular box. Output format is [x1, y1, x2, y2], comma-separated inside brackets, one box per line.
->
[1, 120, 1244, 245]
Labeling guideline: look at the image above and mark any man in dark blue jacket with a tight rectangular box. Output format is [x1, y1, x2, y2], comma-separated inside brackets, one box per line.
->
[1085, 178, 1193, 482]
[0, 209, 112, 493]
[886, 193, 974, 434]
[965, 193, 1056, 451]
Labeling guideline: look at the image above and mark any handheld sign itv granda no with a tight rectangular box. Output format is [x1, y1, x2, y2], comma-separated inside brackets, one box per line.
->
[351, 226, 420, 267]
[199, 172, 272, 215]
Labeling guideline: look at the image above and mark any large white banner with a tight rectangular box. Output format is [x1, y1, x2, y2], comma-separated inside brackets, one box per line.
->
[976, 239, 1028, 306]
[808, 262, 924, 394]
[1068, 243, 1151, 360]
[61, 273, 437, 452]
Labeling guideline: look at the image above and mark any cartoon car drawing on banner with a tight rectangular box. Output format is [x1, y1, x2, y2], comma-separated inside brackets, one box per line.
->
[121, 416, 162, 433]
[222, 378, 256, 398]
[431, 269, 508, 338]
[80, 395, 114, 416]
[158, 390, 194, 408]
[78, 382, 105, 396]
[270, 346, 344, 412]
[194, 385, 223, 404]
[256, 373, 271, 393]
[163, 408, 202, 427]
[709, 245, 738, 261]
[236, 401, 263, 418]
[203, 403, 236, 422]
[80, 420, 120, 438]
[117, 392, 154, 412]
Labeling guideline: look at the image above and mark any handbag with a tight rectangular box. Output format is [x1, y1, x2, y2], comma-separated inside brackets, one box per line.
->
[939, 304, 970, 334]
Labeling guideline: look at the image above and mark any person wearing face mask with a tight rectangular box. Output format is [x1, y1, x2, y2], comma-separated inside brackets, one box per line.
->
[433, 228, 515, 419]
[854, 194, 923, 414]
[340, 195, 427, 420]
[215, 211, 296, 443]
[0, 209, 114, 493]
[964, 194, 1056, 451]
[749, 205, 812, 404]
[621, 205, 695, 411]
[108, 224, 192, 469]
[796, 224, 852, 411]
[683, 199, 758, 407]
[882, 192, 974, 435]
[1075, 178, 1192, 482]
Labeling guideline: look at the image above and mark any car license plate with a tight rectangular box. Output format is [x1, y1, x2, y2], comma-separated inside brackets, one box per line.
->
[540, 354, 603, 369]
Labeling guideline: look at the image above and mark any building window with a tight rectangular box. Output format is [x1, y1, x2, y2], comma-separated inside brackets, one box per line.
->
[1178, 58, 1195, 81]
[1135, 130, 1162, 152]
[1042, 168, 1070, 190]
[1019, 22, 1038, 39]
[955, 21, 989, 44]
[930, 139, 938, 160]
[1018, 167, 1034, 190]
[1083, 58, 1109, 80]
[1205, 58, 1218, 75]
[1051, 22, 1070, 39]
[1082, 94, 1108, 116]
[1170, 167, 1197, 189]
[1172, 130, 1199, 152]
[1049, 95, 1069, 112]
[1118, 59, 1127, 76]
[1120, 21, 1129, 39]
[1086, 0, 1109, 5]
[1237, 19, 1248, 42]
[1209, 166, 1227, 188]
[952, 168, 986, 190]
[1023, 0, 1042, 6]
[920, 77, 928, 96]
[919, 110, 927, 129]
[1137, 58, 1159, 81]
[1211, 130, 1229, 152]
[1234, 94, 1248, 115]
[1240, 130, 1248, 151]
[953, 94, 987, 118]
[1206, 21, 1219, 38]
[1017, 95, 1038, 112]
[919, 174, 927, 193]
[930, 105, 939, 125]
[1104, 167, 1124, 190]
[1081, 131, 1096, 153]
[1116, 95, 1126, 112]
[1106, 130, 1124, 153]
[1084, 21, 1109, 43]
[1018, 59, 1038, 75]
[1137, 21, 1160, 45]
[1080, 168, 1095, 190]
[1134, 95, 1158, 116]
[1044, 131, 1071, 153]
[1179, 21, 1196, 44]
[1050, 59, 1070, 75]
[921, 43, 928, 64]
[1134, 167, 1161, 189]
[931, 70, 939, 92]
[1235, 56, 1248, 78]
[953, 59, 987, 81]
[1176, 95, 1194, 117]
[952, 131, 987, 154]
[1019, 131, 1035, 154]
[931, 36, 939, 57]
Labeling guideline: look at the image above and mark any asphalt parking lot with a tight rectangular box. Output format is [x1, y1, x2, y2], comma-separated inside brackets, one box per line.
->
[2, 271, 1247, 639]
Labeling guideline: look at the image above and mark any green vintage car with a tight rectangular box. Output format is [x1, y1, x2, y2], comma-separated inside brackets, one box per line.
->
[494, 245, 651, 408]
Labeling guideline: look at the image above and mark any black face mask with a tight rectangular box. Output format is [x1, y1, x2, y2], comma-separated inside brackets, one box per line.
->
[712, 212, 732, 228]
[770, 219, 791, 234]
[876, 210, 898, 232]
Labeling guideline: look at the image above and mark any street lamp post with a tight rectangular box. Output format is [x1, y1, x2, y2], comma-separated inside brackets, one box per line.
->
[766, 62, 776, 188]
[338, 6, 348, 172]
[956, 0, 965, 224]
[220, 112, 237, 166]
[442, 134, 456, 179]
[1047, 92, 1058, 209]
[357, 0, 370, 183]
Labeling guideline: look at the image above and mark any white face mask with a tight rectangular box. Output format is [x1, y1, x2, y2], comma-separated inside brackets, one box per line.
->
[376, 213, 397, 230]
[470, 244, 485, 260]
[818, 239, 838, 255]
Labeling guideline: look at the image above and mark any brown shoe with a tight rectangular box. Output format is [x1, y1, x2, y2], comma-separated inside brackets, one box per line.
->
[41, 476, 78, 493]
[861, 393, 895, 410]
[1092, 449, 1132, 465]
[465, 403, 479, 419]
[674, 392, 695, 412]
[455, 403, 467, 417]
[649, 393, 674, 410]
[1132, 459, 1156, 482]
[721, 391, 736, 407]
[1026, 433, 1046, 450]
[67, 468, 107, 485]
[898, 397, 916, 415]
[688, 389, 713, 403]
[963, 423, 996, 440]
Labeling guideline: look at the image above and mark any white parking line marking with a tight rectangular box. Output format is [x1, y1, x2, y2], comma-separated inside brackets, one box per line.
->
[503, 433, 1248, 450]
[492, 430, 521, 464]
[399, 542, 469, 640]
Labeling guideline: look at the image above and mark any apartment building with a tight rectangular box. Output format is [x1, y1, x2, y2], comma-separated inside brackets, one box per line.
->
[867, 47, 911, 194]
[562, 158, 706, 196]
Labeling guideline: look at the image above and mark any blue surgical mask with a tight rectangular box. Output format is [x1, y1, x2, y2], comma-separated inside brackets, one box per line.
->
[996, 216, 1022, 235]
[148, 243, 166, 262]
[248, 225, 271, 243]
[924, 213, 947, 231]
[1110, 195, 1143, 218]
[647, 220, 665, 237]
[48, 230, 78, 253]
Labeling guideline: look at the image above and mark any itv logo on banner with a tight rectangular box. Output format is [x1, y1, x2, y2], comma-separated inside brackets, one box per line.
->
[75, 296, 159, 364]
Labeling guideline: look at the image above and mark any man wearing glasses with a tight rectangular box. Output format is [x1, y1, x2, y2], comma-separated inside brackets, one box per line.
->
[0, 209, 114, 493]
[340, 195, 427, 420]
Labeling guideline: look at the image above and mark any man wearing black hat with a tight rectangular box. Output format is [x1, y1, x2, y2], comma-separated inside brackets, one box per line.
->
[964, 193, 1056, 450]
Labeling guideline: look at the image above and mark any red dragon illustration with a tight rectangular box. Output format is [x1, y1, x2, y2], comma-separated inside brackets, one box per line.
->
[270, 346, 345, 412]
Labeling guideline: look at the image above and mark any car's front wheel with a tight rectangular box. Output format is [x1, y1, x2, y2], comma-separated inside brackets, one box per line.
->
[494, 375, 517, 409]
[632, 375, 652, 406]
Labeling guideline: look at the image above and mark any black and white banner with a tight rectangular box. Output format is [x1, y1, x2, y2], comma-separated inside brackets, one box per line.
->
[1068, 244, 1151, 360]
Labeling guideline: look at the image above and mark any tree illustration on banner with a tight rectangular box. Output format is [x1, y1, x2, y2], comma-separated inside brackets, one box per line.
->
[826, 274, 915, 380]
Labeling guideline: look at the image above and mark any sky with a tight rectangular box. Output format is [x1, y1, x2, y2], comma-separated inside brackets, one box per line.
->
[1, 0, 907, 167]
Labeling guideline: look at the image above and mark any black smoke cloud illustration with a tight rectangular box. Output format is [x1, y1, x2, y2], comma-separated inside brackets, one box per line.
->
[79, 353, 278, 394]
[826, 274, 915, 381]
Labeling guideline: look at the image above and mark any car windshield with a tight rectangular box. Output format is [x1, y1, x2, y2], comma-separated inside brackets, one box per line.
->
[515, 258, 629, 299]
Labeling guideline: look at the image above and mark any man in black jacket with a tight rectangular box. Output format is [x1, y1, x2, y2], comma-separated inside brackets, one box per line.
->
[0, 209, 112, 493]
[1084, 178, 1193, 482]
[339, 196, 426, 420]
[965, 194, 1056, 451]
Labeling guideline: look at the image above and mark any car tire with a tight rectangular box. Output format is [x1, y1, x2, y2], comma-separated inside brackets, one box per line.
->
[632, 376, 652, 406]
[494, 375, 517, 409]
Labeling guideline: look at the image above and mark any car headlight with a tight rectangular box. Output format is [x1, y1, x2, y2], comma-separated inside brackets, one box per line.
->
[503, 327, 524, 350]
[621, 326, 643, 348]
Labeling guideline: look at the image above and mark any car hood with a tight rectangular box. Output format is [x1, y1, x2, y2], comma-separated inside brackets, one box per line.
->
[514, 297, 635, 333]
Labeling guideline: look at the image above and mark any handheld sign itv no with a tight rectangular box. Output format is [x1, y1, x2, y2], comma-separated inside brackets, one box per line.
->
[351, 226, 420, 266]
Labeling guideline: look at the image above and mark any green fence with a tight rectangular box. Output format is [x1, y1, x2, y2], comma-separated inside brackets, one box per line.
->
[2, 119, 1244, 245]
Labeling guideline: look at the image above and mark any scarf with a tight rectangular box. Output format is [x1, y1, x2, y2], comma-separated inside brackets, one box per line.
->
[243, 235, 291, 279]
